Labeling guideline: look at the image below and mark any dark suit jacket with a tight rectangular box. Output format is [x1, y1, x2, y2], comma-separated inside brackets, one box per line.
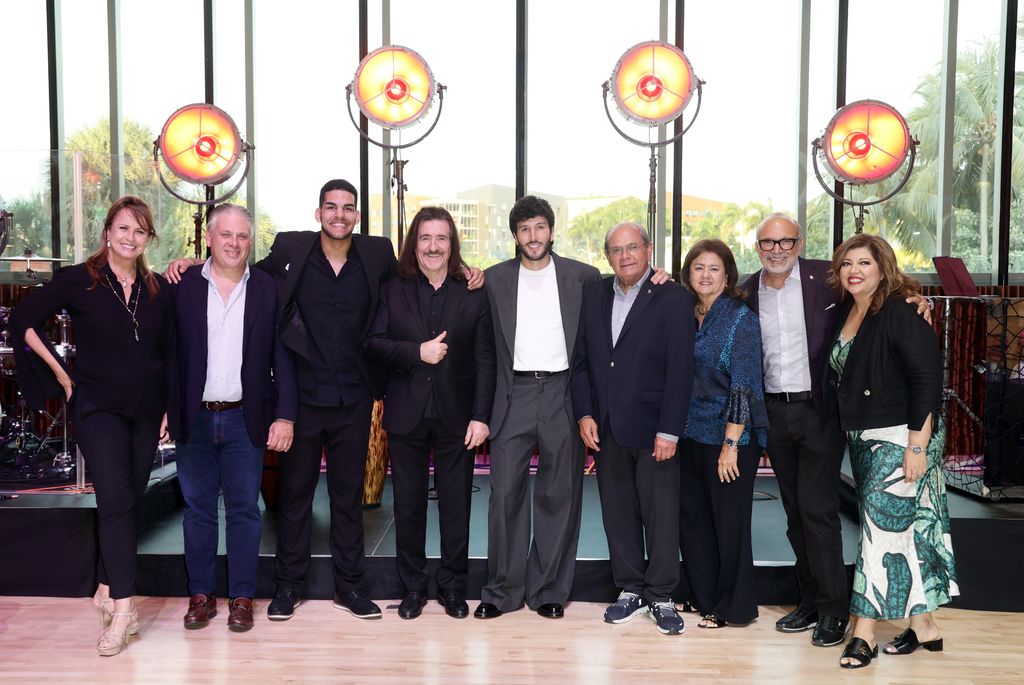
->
[741, 257, 838, 410]
[484, 253, 601, 439]
[361, 275, 496, 436]
[168, 265, 298, 448]
[825, 295, 941, 432]
[254, 231, 397, 399]
[570, 273, 695, 448]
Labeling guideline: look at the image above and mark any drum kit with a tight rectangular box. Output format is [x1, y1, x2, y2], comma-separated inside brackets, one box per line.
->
[0, 250, 80, 485]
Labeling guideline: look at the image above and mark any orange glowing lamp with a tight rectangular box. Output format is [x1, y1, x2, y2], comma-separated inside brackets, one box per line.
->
[820, 100, 911, 185]
[158, 103, 244, 185]
[610, 41, 696, 126]
[353, 46, 436, 129]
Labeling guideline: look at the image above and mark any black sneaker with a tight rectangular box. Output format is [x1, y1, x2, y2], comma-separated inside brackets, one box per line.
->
[603, 591, 649, 624]
[267, 586, 301, 621]
[649, 602, 685, 635]
[812, 615, 850, 647]
[776, 606, 818, 633]
[333, 590, 382, 620]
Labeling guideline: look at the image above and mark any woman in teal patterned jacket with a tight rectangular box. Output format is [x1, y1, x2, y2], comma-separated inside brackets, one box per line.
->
[826, 233, 957, 669]
[679, 239, 768, 630]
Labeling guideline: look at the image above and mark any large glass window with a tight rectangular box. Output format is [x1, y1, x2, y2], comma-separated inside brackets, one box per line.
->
[0, 2, 53, 268]
[843, 0, 944, 273]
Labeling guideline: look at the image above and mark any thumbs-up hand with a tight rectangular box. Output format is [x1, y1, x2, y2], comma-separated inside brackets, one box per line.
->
[420, 331, 448, 364]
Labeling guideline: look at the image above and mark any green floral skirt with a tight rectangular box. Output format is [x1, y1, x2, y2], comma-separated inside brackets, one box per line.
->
[847, 418, 958, 620]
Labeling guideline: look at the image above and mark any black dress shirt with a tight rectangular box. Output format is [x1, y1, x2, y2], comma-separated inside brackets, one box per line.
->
[10, 263, 173, 418]
[417, 273, 449, 420]
[293, 241, 371, 407]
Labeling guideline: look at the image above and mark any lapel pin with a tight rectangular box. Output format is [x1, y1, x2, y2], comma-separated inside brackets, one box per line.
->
[809, 274, 814, 279]
[285, 263, 290, 271]
[647, 289, 652, 294]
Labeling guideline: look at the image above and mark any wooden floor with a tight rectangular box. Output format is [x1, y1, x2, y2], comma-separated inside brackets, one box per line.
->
[1, 597, 1021, 684]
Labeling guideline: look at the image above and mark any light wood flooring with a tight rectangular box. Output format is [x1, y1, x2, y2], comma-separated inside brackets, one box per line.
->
[0, 597, 1021, 684]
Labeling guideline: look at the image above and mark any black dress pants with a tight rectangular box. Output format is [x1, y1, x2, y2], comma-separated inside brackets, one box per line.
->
[73, 397, 162, 600]
[274, 398, 373, 596]
[679, 438, 759, 624]
[594, 426, 679, 603]
[765, 398, 849, 617]
[388, 418, 474, 594]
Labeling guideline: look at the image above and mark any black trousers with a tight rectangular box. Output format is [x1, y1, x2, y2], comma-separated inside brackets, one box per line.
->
[765, 398, 849, 617]
[388, 418, 474, 594]
[73, 398, 162, 600]
[679, 438, 760, 624]
[594, 426, 679, 603]
[274, 398, 373, 596]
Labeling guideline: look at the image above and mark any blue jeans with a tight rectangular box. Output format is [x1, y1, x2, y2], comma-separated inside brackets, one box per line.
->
[176, 407, 264, 598]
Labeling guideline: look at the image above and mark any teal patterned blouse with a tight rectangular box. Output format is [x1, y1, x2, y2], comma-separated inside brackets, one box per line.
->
[683, 295, 768, 448]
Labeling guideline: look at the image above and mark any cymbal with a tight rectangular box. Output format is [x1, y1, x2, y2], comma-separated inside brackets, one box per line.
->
[0, 251, 68, 263]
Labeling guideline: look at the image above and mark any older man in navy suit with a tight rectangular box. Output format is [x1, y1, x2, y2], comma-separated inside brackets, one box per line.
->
[168, 204, 297, 632]
[571, 221, 695, 636]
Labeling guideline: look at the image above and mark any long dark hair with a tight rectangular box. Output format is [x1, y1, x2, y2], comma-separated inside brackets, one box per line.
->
[85, 195, 160, 298]
[397, 206, 466, 282]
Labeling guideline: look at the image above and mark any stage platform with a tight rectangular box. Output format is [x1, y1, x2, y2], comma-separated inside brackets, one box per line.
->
[2, 468, 1022, 611]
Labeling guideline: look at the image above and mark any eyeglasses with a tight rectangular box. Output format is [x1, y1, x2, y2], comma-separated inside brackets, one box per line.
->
[607, 243, 645, 258]
[756, 237, 799, 251]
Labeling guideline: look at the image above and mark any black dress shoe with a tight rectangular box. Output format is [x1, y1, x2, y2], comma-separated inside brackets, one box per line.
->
[776, 606, 818, 633]
[536, 602, 564, 619]
[812, 615, 850, 647]
[398, 591, 427, 620]
[437, 589, 469, 619]
[473, 602, 503, 619]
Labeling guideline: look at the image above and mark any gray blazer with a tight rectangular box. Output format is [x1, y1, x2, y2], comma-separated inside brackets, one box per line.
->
[484, 252, 601, 439]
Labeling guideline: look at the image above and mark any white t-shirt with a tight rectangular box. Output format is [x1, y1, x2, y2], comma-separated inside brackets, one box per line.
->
[513, 259, 568, 371]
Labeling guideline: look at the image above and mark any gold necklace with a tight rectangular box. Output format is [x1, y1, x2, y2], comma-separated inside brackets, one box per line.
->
[106, 272, 141, 342]
[696, 302, 709, 316]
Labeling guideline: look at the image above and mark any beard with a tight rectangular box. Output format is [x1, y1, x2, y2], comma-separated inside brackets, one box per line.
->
[520, 239, 553, 262]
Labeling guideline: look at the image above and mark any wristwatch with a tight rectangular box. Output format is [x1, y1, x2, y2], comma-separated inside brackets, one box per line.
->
[723, 437, 738, 449]
[908, 444, 923, 454]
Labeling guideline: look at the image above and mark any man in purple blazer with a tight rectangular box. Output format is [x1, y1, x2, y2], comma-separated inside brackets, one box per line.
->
[740, 213, 850, 647]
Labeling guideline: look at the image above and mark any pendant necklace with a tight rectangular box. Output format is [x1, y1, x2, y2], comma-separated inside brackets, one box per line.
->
[106, 271, 141, 342]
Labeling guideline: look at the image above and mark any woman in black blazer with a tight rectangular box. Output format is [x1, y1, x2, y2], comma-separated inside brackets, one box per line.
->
[825, 234, 957, 669]
[11, 196, 173, 656]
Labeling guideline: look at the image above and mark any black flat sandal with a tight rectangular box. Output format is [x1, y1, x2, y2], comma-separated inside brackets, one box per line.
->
[839, 637, 878, 669]
[698, 613, 727, 629]
[885, 627, 944, 655]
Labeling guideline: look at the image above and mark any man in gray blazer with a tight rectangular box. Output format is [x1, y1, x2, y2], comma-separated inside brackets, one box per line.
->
[474, 196, 600, 620]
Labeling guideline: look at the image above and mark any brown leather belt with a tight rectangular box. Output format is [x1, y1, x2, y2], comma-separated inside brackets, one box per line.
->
[202, 400, 243, 412]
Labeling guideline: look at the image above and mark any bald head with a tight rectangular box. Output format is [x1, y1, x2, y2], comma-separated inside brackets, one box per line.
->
[755, 212, 803, 278]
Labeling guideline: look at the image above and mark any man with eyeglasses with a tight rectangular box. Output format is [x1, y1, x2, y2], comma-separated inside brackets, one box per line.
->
[572, 222, 694, 636]
[741, 212, 851, 646]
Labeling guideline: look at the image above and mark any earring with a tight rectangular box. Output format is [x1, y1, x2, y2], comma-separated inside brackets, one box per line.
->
[106, 240, 111, 248]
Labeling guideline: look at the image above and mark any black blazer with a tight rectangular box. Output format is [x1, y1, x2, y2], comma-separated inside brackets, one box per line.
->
[570, 273, 695, 448]
[741, 257, 839, 410]
[825, 295, 941, 432]
[254, 231, 397, 399]
[361, 275, 496, 436]
[168, 265, 298, 448]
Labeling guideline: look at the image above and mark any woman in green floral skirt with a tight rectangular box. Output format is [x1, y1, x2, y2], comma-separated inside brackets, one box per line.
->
[825, 233, 958, 669]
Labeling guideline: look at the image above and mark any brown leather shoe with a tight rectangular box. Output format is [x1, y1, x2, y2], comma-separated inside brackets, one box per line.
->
[228, 597, 254, 632]
[184, 594, 217, 629]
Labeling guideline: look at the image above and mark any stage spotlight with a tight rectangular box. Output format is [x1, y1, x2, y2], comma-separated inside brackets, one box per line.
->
[811, 99, 917, 234]
[602, 41, 704, 263]
[153, 103, 253, 257]
[353, 46, 436, 129]
[611, 41, 696, 126]
[346, 45, 446, 249]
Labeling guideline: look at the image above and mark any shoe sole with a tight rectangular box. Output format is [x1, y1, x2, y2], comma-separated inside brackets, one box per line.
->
[227, 623, 254, 633]
[604, 606, 649, 624]
[332, 602, 382, 620]
[812, 633, 847, 647]
[777, 621, 817, 633]
[655, 624, 685, 635]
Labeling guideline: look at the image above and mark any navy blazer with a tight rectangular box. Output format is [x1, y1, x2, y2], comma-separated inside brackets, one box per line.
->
[254, 231, 397, 399]
[168, 264, 298, 448]
[570, 273, 695, 449]
[361, 275, 496, 436]
[741, 257, 839, 410]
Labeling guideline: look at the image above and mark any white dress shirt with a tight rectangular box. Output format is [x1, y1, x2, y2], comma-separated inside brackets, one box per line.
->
[201, 259, 248, 402]
[758, 261, 812, 393]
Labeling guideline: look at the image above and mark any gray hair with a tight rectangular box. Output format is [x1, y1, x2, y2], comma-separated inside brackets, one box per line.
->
[206, 203, 253, 233]
[755, 212, 804, 239]
[604, 221, 651, 252]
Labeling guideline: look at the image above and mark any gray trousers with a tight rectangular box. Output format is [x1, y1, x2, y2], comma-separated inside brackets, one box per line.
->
[480, 373, 585, 611]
